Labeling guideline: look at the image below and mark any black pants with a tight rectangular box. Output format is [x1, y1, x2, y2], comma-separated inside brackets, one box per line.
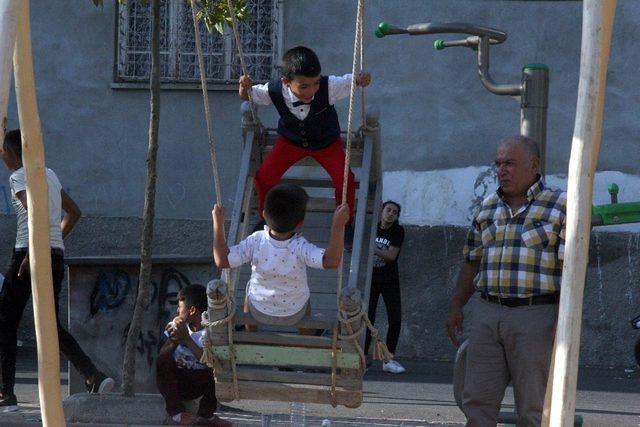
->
[0, 249, 98, 396]
[156, 350, 217, 417]
[364, 274, 402, 355]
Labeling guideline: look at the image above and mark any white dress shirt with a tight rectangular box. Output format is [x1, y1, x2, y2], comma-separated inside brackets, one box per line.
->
[250, 74, 354, 120]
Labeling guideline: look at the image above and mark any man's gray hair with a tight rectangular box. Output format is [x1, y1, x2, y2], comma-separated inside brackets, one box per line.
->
[498, 135, 540, 159]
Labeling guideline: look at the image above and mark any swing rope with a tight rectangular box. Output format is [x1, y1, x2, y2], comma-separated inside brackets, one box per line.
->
[226, 0, 260, 129]
[337, 0, 365, 300]
[190, 0, 239, 399]
[334, 0, 392, 373]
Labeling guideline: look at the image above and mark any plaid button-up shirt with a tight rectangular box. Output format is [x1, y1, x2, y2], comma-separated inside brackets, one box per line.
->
[463, 178, 566, 298]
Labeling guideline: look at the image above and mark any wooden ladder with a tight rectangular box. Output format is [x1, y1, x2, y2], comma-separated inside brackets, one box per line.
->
[206, 110, 382, 407]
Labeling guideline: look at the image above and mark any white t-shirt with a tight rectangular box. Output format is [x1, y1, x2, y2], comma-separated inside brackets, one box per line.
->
[164, 323, 208, 370]
[250, 74, 354, 121]
[10, 167, 64, 250]
[228, 228, 325, 317]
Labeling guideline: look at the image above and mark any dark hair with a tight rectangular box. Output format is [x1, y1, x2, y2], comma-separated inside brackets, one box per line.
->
[382, 200, 401, 224]
[3, 129, 22, 159]
[177, 284, 207, 313]
[264, 183, 308, 233]
[280, 46, 321, 80]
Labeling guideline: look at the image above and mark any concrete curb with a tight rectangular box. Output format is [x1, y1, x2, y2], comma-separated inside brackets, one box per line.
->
[63, 393, 168, 425]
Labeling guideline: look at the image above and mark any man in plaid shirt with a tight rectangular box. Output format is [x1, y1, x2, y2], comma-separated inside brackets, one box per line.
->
[447, 136, 566, 426]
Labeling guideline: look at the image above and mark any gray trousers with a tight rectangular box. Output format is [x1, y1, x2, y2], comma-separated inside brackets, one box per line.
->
[462, 298, 558, 427]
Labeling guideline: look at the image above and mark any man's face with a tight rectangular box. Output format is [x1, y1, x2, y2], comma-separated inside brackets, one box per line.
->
[381, 203, 399, 224]
[283, 74, 321, 103]
[495, 143, 539, 198]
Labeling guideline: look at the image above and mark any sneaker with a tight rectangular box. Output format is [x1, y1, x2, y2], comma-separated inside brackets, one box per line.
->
[344, 224, 354, 251]
[0, 394, 18, 412]
[382, 359, 406, 374]
[86, 372, 115, 394]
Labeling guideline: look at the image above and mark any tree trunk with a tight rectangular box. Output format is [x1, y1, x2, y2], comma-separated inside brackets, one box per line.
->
[0, 0, 19, 141]
[543, 1, 617, 425]
[13, 1, 65, 425]
[122, 0, 161, 397]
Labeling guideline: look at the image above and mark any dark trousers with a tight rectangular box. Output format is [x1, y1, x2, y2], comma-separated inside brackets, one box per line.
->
[255, 136, 356, 223]
[364, 274, 402, 355]
[0, 249, 98, 396]
[156, 350, 217, 417]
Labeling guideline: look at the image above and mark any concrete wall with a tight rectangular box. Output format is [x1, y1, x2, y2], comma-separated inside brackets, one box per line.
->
[1, 1, 640, 369]
[67, 258, 215, 394]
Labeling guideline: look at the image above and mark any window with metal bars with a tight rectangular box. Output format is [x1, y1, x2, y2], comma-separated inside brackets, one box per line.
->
[115, 0, 282, 85]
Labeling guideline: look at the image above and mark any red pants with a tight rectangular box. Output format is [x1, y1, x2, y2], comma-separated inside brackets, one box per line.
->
[255, 136, 356, 222]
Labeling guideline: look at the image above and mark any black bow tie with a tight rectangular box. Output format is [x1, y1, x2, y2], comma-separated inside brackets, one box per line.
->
[292, 100, 311, 107]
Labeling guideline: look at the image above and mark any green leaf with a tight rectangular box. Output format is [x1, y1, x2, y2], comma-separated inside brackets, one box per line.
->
[193, 0, 250, 33]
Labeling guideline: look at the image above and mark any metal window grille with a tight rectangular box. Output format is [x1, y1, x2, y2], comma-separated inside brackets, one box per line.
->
[116, 0, 281, 84]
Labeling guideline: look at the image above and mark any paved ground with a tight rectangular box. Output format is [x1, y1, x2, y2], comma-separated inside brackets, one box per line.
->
[1, 348, 639, 426]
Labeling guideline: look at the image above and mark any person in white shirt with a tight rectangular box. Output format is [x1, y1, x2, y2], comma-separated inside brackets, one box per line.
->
[0, 129, 114, 411]
[238, 46, 370, 249]
[212, 184, 349, 332]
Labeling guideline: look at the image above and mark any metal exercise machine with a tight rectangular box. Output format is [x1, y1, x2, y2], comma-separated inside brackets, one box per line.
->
[376, 21, 549, 174]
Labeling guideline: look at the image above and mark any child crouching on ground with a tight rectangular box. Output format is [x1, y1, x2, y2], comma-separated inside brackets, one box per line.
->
[156, 284, 230, 426]
[212, 184, 349, 331]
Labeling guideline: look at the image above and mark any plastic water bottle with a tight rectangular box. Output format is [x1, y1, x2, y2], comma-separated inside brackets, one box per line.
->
[289, 402, 306, 426]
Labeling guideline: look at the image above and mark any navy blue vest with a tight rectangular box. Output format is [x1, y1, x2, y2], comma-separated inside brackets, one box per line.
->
[267, 76, 341, 150]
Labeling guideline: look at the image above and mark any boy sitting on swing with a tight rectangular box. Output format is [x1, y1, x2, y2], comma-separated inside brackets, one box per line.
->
[212, 184, 348, 330]
[238, 46, 370, 249]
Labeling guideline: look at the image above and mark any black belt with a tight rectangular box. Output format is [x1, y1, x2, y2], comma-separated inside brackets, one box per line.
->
[480, 291, 559, 307]
[15, 248, 64, 257]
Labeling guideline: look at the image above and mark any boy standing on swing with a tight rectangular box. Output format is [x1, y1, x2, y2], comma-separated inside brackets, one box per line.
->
[239, 46, 370, 248]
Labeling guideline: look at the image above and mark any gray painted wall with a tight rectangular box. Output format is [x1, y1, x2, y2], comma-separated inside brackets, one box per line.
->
[2, 1, 639, 368]
[3, 1, 639, 219]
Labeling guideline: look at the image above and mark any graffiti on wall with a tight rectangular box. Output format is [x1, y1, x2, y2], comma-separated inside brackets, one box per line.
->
[156, 267, 192, 322]
[121, 323, 161, 369]
[468, 166, 497, 221]
[109, 267, 194, 368]
[90, 269, 131, 315]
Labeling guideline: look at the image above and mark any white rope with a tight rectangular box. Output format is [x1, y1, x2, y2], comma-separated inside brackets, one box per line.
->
[337, 0, 365, 299]
[226, 0, 260, 128]
[190, 0, 240, 398]
[337, 300, 393, 365]
[190, 0, 223, 205]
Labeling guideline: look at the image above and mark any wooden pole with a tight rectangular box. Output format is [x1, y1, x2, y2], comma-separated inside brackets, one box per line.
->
[12, 0, 65, 425]
[544, 1, 617, 425]
[0, 0, 19, 140]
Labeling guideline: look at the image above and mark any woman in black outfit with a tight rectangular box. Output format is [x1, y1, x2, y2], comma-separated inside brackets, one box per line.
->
[365, 200, 405, 373]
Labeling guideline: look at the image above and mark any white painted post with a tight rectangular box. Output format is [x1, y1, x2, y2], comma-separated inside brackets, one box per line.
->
[0, 0, 19, 140]
[13, 1, 65, 426]
[544, 1, 617, 426]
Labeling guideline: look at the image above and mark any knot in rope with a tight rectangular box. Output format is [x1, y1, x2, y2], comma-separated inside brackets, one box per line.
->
[338, 300, 393, 365]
